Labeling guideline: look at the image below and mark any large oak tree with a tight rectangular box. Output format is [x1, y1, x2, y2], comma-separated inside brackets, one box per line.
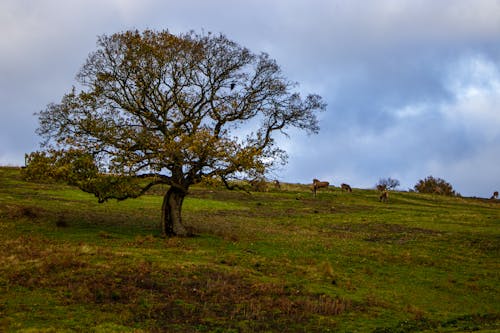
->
[29, 30, 326, 236]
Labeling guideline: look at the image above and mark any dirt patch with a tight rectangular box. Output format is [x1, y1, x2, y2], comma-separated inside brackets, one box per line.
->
[4, 204, 45, 220]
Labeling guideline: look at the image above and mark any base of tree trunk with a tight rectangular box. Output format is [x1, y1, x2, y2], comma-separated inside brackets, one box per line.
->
[161, 186, 189, 237]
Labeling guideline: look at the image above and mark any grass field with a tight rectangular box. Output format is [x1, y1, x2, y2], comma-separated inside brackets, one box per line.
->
[0, 166, 499, 332]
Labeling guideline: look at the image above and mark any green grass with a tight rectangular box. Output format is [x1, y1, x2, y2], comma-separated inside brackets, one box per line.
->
[0, 166, 499, 332]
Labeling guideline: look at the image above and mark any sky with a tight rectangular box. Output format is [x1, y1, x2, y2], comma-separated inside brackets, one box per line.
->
[1, 0, 500, 197]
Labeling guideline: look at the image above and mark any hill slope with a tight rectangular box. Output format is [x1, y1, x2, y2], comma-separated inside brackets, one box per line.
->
[0, 167, 499, 332]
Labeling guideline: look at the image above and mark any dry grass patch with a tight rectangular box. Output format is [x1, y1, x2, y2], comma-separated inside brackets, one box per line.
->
[0, 235, 355, 331]
[4, 204, 45, 220]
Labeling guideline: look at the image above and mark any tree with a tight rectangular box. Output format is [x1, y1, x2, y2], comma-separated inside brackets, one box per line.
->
[28, 30, 326, 236]
[414, 176, 456, 196]
[376, 177, 400, 191]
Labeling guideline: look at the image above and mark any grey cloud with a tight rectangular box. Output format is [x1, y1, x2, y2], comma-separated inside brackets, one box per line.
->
[1, 0, 499, 196]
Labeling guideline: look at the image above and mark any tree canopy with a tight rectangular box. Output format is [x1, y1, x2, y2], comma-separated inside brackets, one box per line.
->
[27, 30, 326, 236]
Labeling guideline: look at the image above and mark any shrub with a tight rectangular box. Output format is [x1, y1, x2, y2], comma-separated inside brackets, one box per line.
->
[414, 176, 456, 196]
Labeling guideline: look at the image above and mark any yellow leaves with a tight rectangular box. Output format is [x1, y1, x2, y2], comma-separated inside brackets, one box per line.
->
[145, 126, 266, 175]
[229, 146, 265, 173]
[96, 72, 114, 83]
[22, 149, 99, 186]
[161, 129, 225, 161]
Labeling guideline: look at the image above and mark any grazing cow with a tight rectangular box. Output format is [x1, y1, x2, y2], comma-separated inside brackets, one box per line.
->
[312, 178, 329, 197]
[490, 191, 499, 200]
[341, 183, 352, 192]
[379, 190, 389, 202]
[273, 179, 281, 190]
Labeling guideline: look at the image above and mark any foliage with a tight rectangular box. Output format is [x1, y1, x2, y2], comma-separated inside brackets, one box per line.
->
[31, 29, 326, 235]
[376, 177, 400, 191]
[22, 150, 149, 203]
[22, 149, 98, 184]
[414, 176, 457, 196]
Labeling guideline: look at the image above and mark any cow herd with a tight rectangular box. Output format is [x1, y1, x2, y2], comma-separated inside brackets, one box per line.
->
[312, 178, 388, 202]
[260, 178, 498, 203]
[310, 179, 498, 203]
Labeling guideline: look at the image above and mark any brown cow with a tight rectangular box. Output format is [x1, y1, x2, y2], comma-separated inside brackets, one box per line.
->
[379, 190, 389, 202]
[490, 191, 499, 200]
[312, 178, 329, 197]
[341, 183, 352, 192]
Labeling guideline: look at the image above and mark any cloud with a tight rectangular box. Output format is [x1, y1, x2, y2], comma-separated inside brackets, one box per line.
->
[442, 54, 500, 140]
[289, 53, 500, 195]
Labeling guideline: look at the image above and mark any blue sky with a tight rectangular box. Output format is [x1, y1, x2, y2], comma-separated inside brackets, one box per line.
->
[1, 0, 499, 197]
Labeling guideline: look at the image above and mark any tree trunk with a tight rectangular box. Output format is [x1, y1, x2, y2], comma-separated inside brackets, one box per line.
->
[161, 186, 188, 237]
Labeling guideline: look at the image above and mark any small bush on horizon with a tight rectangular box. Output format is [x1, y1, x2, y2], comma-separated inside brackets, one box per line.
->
[414, 176, 458, 196]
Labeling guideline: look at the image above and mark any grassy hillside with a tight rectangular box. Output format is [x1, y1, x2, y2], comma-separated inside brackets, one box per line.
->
[0, 166, 499, 332]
